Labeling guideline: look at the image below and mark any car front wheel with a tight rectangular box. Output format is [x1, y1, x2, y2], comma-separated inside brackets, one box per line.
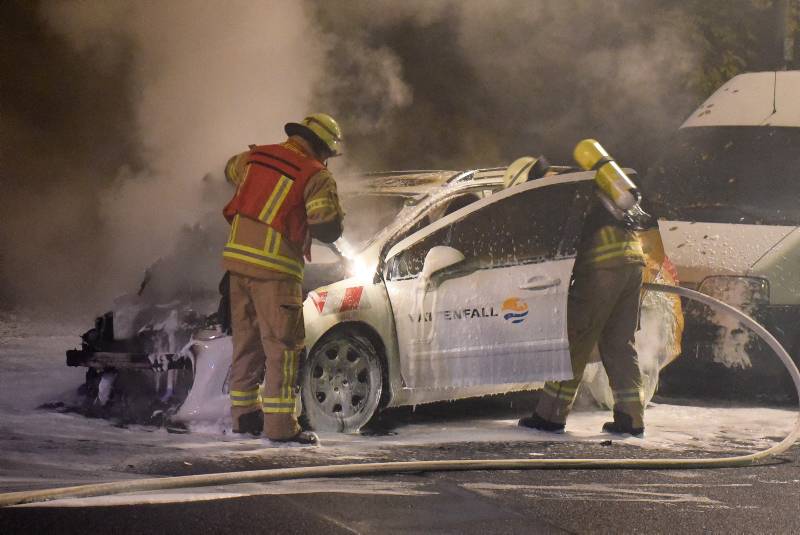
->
[301, 332, 383, 433]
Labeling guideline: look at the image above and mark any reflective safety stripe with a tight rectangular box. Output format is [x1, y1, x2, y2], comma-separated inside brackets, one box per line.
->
[223, 246, 303, 279]
[262, 393, 296, 414]
[306, 197, 335, 215]
[543, 382, 577, 401]
[262, 405, 295, 414]
[263, 226, 280, 255]
[262, 396, 295, 404]
[281, 350, 297, 400]
[613, 388, 643, 403]
[230, 388, 260, 407]
[258, 175, 293, 224]
[601, 227, 614, 245]
[586, 226, 644, 265]
[228, 214, 241, 243]
[225, 215, 299, 277]
[588, 245, 644, 264]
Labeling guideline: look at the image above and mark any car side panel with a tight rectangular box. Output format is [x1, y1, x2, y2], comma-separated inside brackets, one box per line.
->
[388, 260, 574, 389]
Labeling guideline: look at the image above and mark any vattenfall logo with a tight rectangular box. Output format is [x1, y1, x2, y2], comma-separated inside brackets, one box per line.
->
[502, 297, 529, 324]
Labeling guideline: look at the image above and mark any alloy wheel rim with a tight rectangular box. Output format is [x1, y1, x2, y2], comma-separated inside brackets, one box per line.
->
[309, 339, 373, 419]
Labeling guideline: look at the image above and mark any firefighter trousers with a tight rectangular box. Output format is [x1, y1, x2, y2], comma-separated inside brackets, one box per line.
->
[535, 263, 645, 428]
[228, 272, 305, 440]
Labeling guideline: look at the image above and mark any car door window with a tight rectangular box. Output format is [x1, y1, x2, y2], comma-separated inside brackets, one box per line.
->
[388, 182, 586, 280]
[384, 187, 499, 263]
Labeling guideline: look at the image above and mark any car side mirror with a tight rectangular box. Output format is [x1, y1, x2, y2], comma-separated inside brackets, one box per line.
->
[421, 246, 465, 280]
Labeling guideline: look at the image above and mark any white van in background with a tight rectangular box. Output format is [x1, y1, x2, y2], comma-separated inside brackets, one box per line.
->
[642, 71, 800, 401]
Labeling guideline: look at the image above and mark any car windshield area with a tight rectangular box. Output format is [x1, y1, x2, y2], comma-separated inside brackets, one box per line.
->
[339, 194, 409, 250]
[641, 126, 800, 226]
[342, 186, 497, 255]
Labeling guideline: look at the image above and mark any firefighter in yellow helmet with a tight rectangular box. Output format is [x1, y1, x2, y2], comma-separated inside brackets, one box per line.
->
[501, 155, 553, 188]
[222, 113, 345, 444]
[509, 145, 647, 437]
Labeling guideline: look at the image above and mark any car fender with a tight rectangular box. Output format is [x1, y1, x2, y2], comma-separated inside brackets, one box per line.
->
[303, 276, 403, 405]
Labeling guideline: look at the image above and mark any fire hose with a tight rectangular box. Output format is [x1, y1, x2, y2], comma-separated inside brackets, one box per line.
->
[1, 283, 798, 507]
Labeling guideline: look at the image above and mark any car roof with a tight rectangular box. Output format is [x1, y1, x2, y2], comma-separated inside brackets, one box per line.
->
[384, 170, 597, 261]
[340, 168, 509, 199]
[340, 166, 591, 207]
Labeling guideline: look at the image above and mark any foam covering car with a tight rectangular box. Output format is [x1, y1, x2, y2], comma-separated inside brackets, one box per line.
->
[65, 166, 683, 432]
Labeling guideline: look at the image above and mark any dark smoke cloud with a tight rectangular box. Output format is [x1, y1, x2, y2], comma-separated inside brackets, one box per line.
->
[0, 1, 141, 314]
[311, 0, 703, 171]
[0, 0, 782, 318]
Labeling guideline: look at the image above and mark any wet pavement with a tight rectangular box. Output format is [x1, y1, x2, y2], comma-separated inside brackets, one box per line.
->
[2, 397, 799, 534]
[2, 441, 798, 534]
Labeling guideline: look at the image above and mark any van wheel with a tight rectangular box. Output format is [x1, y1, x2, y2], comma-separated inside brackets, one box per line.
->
[301, 332, 383, 433]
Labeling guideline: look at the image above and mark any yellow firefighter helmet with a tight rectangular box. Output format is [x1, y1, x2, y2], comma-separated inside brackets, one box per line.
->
[224, 152, 249, 187]
[503, 156, 537, 188]
[503, 155, 552, 188]
[285, 113, 343, 157]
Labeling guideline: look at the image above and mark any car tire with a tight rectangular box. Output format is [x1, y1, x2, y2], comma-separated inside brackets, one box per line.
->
[301, 332, 384, 433]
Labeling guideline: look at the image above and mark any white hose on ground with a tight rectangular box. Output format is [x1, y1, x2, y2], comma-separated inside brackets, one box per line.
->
[1, 284, 798, 507]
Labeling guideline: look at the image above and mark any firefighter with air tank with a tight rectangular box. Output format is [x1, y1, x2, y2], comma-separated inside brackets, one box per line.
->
[515, 140, 650, 437]
[222, 113, 345, 445]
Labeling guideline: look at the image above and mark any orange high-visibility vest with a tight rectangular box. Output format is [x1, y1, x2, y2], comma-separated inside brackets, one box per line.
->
[223, 144, 325, 257]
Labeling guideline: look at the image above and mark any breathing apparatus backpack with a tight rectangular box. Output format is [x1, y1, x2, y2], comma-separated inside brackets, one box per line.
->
[573, 139, 651, 230]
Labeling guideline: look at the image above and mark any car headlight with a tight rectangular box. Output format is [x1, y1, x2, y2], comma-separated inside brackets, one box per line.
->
[698, 276, 770, 307]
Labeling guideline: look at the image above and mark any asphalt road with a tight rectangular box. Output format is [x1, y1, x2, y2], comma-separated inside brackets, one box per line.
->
[2, 440, 798, 534]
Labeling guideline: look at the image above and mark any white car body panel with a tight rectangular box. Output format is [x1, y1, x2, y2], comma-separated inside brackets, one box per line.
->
[657, 220, 795, 284]
[749, 227, 800, 305]
[386, 259, 573, 389]
[174, 336, 232, 423]
[681, 71, 800, 128]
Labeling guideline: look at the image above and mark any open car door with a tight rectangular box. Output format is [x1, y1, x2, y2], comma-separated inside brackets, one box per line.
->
[384, 176, 595, 389]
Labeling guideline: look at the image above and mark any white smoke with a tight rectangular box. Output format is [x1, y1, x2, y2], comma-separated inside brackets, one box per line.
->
[40, 0, 325, 303]
[7, 0, 704, 315]
[313, 0, 701, 170]
[455, 1, 698, 140]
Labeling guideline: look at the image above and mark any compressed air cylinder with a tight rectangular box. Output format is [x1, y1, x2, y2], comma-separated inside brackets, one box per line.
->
[573, 139, 638, 211]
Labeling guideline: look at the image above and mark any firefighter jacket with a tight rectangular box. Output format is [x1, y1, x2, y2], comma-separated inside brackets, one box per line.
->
[222, 140, 344, 281]
[574, 195, 645, 270]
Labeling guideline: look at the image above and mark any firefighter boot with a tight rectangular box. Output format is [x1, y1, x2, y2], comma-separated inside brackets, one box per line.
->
[602, 410, 644, 437]
[518, 413, 565, 433]
[272, 430, 320, 446]
[233, 410, 263, 436]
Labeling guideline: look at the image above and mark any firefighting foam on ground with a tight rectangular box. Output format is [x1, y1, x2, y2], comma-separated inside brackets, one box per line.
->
[2, 0, 800, 531]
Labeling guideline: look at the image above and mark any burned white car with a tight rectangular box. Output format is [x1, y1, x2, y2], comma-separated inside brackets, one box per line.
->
[66, 167, 682, 432]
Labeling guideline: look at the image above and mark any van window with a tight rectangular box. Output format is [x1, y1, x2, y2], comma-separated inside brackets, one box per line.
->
[642, 126, 800, 226]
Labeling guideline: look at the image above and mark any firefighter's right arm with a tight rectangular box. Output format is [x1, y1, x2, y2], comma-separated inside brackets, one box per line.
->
[304, 169, 344, 243]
